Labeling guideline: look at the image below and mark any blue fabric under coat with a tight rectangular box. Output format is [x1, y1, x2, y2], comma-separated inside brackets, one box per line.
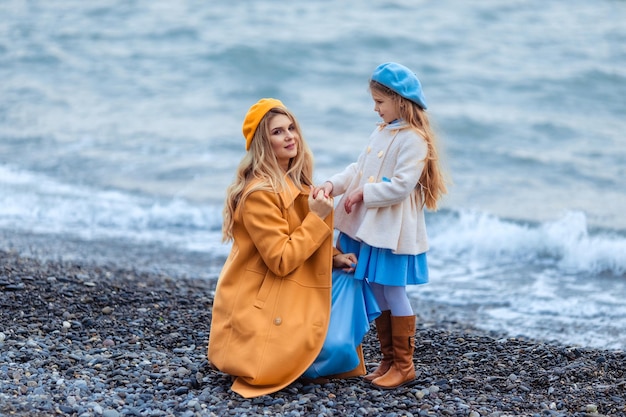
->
[340, 233, 429, 287]
[303, 269, 381, 378]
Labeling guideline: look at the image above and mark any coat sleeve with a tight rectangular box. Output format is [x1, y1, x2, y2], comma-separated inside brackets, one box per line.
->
[327, 162, 359, 197]
[363, 134, 427, 208]
[241, 190, 332, 277]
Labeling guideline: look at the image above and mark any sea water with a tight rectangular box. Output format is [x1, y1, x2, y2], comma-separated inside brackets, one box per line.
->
[1, 0, 625, 349]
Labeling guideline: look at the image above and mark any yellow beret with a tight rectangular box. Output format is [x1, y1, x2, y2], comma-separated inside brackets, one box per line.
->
[242, 98, 285, 150]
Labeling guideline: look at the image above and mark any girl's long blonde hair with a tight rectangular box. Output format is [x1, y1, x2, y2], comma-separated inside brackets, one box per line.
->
[222, 107, 314, 242]
[370, 80, 448, 210]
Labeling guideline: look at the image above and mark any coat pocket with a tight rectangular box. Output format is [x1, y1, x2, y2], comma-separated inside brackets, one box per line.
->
[253, 270, 275, 309]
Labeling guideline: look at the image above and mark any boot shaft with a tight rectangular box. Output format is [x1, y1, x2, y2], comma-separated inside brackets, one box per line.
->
[363, 310, 393, 381]
[371, 315, 416, 389]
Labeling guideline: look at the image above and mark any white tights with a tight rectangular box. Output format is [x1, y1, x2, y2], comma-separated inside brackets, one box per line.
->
[370, 282, 414, 317]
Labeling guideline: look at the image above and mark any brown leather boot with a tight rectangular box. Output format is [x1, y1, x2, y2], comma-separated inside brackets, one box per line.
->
[371, 315, 416, 389]
[363, 310, 393, 381]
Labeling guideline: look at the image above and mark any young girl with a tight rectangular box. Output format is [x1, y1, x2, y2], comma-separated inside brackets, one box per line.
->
[317, 62, 448, 389]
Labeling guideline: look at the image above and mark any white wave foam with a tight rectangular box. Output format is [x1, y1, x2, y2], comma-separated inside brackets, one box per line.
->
[0, 164, 230, 256]
[2, 164, 624, 277]
[540, 211, 626, 275]
[430, 209, 626, 277]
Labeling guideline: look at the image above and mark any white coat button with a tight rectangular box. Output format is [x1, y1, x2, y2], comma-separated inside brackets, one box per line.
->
[368, 176, 375, 183]
[273, 317, 282, 326]
[377, 151, 384, 158]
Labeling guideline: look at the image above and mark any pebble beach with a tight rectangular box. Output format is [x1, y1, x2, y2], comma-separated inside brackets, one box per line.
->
[1, 249, 625, 417]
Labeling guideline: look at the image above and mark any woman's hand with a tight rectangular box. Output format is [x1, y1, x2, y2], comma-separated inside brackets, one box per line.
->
[333, 252, 357, 272]
[344, 187, 363, 214]
[308, 190, 333, 219]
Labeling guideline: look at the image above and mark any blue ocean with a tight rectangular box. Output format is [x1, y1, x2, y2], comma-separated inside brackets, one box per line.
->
[1, 1, 625, 350]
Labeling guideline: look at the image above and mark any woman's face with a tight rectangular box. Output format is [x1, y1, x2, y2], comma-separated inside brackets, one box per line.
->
[268, 114, 298, 171]
[372, 91, 400, 124]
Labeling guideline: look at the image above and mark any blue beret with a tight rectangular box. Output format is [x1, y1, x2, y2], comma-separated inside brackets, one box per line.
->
[371, 62, 428, 109]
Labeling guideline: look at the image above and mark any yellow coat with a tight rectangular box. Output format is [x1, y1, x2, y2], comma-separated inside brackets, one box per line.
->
[208, 177, 334, 398]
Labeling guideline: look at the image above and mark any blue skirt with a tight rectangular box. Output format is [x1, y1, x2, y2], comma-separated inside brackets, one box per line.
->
[303, 269, 381, 378]
[339, 233, 429, 287]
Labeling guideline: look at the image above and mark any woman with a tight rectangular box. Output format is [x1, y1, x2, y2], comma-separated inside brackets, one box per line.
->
[207, 98, 338, 398]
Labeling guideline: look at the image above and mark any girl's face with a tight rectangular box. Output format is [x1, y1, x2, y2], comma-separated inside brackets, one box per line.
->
[268, 114, 298, 171]
[372, 91, 400, 124]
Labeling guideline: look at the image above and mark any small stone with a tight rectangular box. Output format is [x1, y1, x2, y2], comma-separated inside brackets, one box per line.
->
[59, 405, 74, 413]
[429, 385, 440, 393]
[585, 404, 598, 413]
[5, 284, 25, 291]
[102, 306, 113, 314]
[92, 403, 103, 415]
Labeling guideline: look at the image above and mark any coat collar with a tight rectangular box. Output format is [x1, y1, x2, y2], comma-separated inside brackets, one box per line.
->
[279, 175, 308, 209]
[246, 175, 308, 209]
[377, 119, 410, 132]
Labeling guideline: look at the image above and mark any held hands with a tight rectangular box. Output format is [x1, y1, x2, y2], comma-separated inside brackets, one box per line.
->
[308, 189, 333, 219]
[312, 182, 362, 214]
[311, 181, 333, 199]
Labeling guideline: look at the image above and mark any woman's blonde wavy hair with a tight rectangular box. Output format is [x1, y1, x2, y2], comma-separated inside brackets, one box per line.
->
[370, 80, 449, 210]
[222, 106, 314, 242]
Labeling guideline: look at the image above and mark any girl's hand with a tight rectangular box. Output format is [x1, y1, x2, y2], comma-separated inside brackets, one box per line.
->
[344, 187, 363, 214]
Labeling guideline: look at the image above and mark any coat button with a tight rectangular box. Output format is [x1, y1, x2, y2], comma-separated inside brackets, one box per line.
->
[377, 150, 384, 158]
[273, 317, 282, 326]
[366, 146, 371, 153]
[368, 176, 375, 183]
